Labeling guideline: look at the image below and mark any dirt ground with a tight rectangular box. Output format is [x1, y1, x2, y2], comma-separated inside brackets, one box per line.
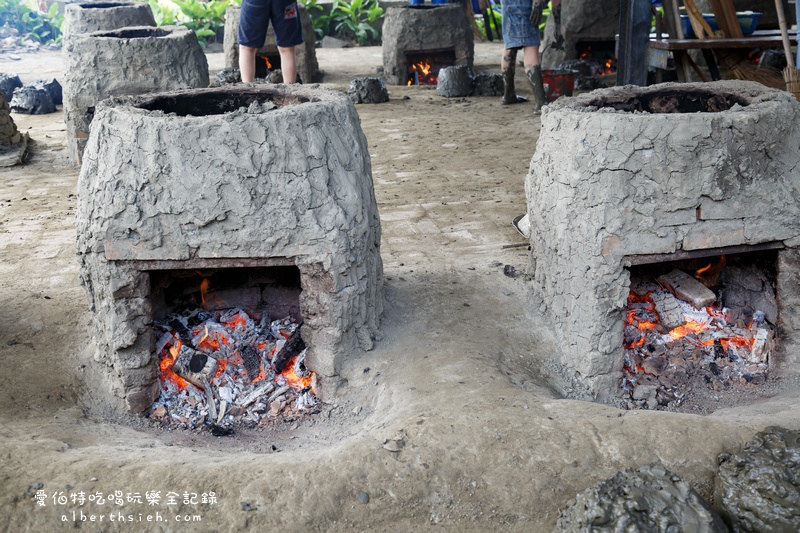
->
[1, 43, 799, 531]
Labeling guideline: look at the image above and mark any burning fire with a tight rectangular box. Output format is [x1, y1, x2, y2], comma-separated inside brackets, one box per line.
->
[280, 354, 315, 391]
[263, 56, 273, 70]
[695, 256, 726, 287]
[407, 60, 437, 86]
[160, 340, 190, 390]
[578, 46, 617, 75]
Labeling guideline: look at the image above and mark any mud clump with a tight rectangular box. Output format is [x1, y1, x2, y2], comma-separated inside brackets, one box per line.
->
[715, 426, 800, 531]
[555, 464, 727, 532]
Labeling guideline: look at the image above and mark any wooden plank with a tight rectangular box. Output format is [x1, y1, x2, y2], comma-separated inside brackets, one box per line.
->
[648, 34, 798, 50]
[657, 269, 717, 308]
[661, 0, 692, 81]
[625, 242, 785, 266]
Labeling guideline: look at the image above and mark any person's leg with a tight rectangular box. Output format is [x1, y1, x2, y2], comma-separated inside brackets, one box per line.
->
[239, 45, 258, 82]
[278, 46, 297, 83]
[502, 47, 528, 104]
[522, 44, 546, 112]
[238, 0, 270, 82]
[271, 0, 303, 83]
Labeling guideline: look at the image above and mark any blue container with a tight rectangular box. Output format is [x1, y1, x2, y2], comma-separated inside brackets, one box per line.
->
[409, 0, 424, 4]
[679, 11, 762, 38]
[431, 0, 448, 4]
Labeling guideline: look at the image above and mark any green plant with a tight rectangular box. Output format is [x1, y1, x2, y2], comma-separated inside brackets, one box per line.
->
[474, 4, 502, 41]
[0, 0, 63, 44]
[148, 0, 227, 46]
[299, 0, 327, 40]
[328, 0, 383, 45]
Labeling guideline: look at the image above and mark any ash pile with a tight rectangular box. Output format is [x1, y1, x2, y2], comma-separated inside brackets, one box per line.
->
[621, 260, 776, 410]
[150, 307, 319, 432]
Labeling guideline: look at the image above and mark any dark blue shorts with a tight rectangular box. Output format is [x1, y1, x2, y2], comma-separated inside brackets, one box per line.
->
[238, 0, 303, 49]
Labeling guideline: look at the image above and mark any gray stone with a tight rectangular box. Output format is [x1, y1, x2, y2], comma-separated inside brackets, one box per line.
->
[76, 85, 383, 415]
[10, 86, 56, 114]
[555, 464, 727, 532]
[63, 1, 156, 43]
[32, 78, 61, 106]
[525, 81, 800, 400]
[355, 491, 369, 504]
[382, 5, 473, 86]
[63, 25, 208, 165]
[471, 72, 503, 97]
[214, 68, 241, 86]
[0, 73, 22, 102]
[321, 35, 349, 48]
[348, 77, 389, 104]
[224, 6, 320, 84]
[715, 426, 800, 532]
[435, 66, 473, 98]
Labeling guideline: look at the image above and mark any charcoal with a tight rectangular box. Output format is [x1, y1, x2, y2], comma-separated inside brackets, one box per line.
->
[435, 65, 473, 98]
[241, 344, 261, 382]
[273, 326, 305, 373]
[0, 73, 22, 102]
[348, 77, 389, 104]
[471, 73, 503, 97]
[558, 59, 601, 90]
[555, 464, 727, 532]
[214, 68, 241, 85]
[10, 86, 56, 114]
[208, 424, 234, 437]
[715, 427, 800, 531]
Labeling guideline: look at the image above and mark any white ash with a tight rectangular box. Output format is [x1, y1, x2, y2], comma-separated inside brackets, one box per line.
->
[148, 308, 320, 430]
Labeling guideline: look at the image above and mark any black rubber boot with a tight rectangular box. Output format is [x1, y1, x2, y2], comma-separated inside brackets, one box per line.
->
[502, 49, 528, 105]
[527, 65, 547, 114]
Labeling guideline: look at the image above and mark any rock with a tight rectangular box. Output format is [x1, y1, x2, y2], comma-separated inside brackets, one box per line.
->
[25, 482, 43, 498]
[715, 426, 800, 532]
[559, 59, 601, 90]
[555, 464, 727, 532]
[32, 78, 62, 105]
[321, 35, 349, 48]
[632, 384, 657, 401]
[471, 72, 503, 97]
[435, 65, 473, 98]
[10, 86, 56, 114]
[214, 68, 241, 86]
[0, 73, 22, 102]
[63, 1, 156, 43]
[348, 77, 389, 104]
[355, 491, 369, 504]
[240, 501, 257, 511]
[150, 405, 167, 419]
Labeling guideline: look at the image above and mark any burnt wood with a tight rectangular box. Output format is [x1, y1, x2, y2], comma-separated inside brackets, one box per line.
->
[242, 345, 261, 382]
[273, 326, 305, 373]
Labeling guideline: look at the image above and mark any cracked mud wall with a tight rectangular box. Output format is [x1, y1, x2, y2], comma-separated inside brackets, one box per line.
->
[525, 81, 800, 401]
[63, 26, 208, 165]
[63, 1, 156, 43]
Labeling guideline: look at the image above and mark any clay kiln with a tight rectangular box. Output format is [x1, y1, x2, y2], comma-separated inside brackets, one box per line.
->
[63, 25, 208, 165]
[525, 81, 800, 404]
[382, 5, 473, 86]
[223, 5, 320, 83]
[76, 85, 383, 415]
[63, 1, 156, 43]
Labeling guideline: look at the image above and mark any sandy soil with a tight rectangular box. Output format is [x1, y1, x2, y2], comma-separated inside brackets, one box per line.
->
[1, 44, 799, 531]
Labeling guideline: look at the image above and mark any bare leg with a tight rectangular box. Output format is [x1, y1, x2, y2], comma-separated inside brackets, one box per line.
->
[278, 46, 297, 83]
[239, 45, 257, 83]
[522, 45, 540, 73]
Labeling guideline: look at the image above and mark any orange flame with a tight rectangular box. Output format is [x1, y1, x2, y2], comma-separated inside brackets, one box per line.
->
[200, 278, 210, 307]
[280, 354, 315, 391]
[159, 339, 190, 390]
[695, 256, 726, 286]
[407, 60, 436, 86]
[263, 56, 273, 70]
[669, 320, 708, 341]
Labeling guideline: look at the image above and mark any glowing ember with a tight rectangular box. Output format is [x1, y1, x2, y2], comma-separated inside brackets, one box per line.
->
[622, 278, 773, 411]
[151, 307, 319, 429]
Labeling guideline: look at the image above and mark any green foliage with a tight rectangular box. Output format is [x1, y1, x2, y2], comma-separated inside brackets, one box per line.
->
[0, 0, 63, 44]
[307, 0, 383, 46]
[299, 0, 326, 40]
[149, 0, 227, 46]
